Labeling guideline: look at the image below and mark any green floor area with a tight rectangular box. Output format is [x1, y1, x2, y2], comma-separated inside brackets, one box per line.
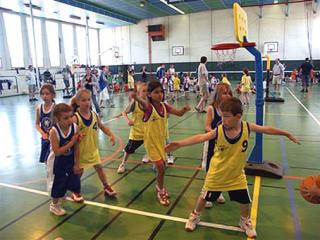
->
[0, 83, 319, 239]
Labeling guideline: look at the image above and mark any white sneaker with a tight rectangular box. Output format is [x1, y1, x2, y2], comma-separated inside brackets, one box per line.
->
[204, 201, 213, 208]
[142, 155, 149, 163]
[167, 154, 175, 165]
[216, 193, 226, 204]
[239, 217, 257, 238]
[117, 162, 126, 174]
[50, 203, 66, 216]
[71, 192, 84, 203]
[185, 211, 201, 232]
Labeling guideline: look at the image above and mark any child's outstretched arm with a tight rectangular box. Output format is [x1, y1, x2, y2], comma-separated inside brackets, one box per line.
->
[249, 122, 300, 144]
[122, 112, 134, 126]
[97, 117, 116, 146]
[165, 130, 216, 152]
[169, 105, 191, 117]
[131, 92, 148, 111]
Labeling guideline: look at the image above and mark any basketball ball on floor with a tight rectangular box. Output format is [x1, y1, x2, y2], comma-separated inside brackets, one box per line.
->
[300, 176, 320, 204]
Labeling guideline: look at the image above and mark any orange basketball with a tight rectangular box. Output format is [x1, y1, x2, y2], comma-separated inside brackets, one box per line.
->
[300, 176, 320, 204]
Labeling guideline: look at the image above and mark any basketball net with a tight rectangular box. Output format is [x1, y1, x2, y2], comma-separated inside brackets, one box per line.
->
[214, 48, 237, 64]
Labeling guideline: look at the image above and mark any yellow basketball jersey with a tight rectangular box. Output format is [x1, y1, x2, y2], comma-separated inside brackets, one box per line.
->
[173, 77, 180, 90]
[75, 111, 100, 168]
[129, 101, 145, 141]
[241, 75, 251, 92]
[144, 102, 168, 161]
[204, 121, 250, 191]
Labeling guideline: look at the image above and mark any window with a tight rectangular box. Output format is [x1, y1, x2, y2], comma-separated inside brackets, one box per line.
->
[3, 13, 24, 67]
[27, 18, 43, 67]
[99, 28, 114, 65]
[89, 28, 98, 66]
[46, 21, 60, 66]
[76, 26, 87, 65]
[62, 24, 74, 65]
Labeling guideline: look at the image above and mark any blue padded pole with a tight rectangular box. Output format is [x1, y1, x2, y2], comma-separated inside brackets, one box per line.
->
[245, 46, 264, 164]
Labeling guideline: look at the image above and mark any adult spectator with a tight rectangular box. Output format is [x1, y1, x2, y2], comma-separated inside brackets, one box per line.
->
[195, 56, 209, 113]
[299, 58, 313, 92]
[25, 65, 37, 102]
[141, 65, 147, 82]
[272, 58, 284, 93]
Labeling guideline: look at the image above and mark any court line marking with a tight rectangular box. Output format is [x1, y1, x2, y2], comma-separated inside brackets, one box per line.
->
[286, 87, 320, 127]
[248, 176, 260, 240]
[0, 182, 243, 233]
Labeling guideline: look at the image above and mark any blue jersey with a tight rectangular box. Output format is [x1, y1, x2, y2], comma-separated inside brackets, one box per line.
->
[52, 123, 76, 175]
[40, 104, 54, 134]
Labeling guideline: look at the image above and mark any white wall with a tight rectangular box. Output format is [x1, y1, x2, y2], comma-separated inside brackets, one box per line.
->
[99, 2, 320, 65]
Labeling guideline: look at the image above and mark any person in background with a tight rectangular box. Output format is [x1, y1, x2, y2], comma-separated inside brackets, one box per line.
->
[299, 58, 313, 92]
[272, 58, 284, 93]
[26, 65, 38, 102]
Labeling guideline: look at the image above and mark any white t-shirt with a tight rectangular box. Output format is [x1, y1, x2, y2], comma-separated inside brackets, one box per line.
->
[26, 70, 36, 85]
[198, 63, 208, 86]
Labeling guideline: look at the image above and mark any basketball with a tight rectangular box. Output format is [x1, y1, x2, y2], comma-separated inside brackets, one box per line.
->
[300, 176, 320, 204]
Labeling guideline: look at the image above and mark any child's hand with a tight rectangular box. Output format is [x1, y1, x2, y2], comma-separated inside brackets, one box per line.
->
[182, 105, 191, 112]
[287, 134, 300, 144]
[72, 133, 81, 143]
[128, 120, 134, 126]
[73, 164, 83, 175]
[165, 142, 180, 152]
[42, 133, 49, 140]
[109, 134, 116, 146]
[78, 132, 85, 142]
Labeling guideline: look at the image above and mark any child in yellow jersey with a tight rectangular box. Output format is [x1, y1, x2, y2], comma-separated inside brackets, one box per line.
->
[117, 83, 149, 174]
[165, 97, 300, 238]
[128, 70, 135, 91]
[221, 73, 231, 86]
[241, 68, 252, 105]
[72, 89, 117, 197]
[132, 81, 191, 206]
[173, 73, 180, 100]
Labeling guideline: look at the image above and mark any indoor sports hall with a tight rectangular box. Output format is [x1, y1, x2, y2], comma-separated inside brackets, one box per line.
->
[0, 0, 319, 239]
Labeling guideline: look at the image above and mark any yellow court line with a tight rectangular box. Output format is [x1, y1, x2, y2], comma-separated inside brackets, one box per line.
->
[248, 176, 261, 240]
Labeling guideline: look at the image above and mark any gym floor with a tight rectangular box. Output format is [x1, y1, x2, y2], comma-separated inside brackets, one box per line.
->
[0, 82, 319, 240]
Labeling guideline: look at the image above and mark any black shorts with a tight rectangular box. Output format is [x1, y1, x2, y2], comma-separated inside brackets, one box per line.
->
[51, 172, 81, 198]
[39, 139, 50, 163]
[201, 188, 251, 204]
[125, 139, 144, 154]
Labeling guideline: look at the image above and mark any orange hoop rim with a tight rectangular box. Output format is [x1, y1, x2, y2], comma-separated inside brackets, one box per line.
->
[211, 42, 256, 50]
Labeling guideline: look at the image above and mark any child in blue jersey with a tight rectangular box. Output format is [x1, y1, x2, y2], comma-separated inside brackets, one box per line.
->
[166, 97, 300, 238]
[36, 84, 56, 163]
[202, 83, 233, 207]
[47, 103, 82, 216]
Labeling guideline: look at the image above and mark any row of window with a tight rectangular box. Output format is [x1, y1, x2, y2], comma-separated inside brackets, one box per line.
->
[2, 12, 102, 68]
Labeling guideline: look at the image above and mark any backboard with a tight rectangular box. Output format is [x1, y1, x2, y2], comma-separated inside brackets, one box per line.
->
[233, 2, 248, 43]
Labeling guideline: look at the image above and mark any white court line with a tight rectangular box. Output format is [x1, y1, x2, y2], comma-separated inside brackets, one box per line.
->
[102, 116, 122, 124]
[0, 182, 243, 233]
[286, 87, 320, 127]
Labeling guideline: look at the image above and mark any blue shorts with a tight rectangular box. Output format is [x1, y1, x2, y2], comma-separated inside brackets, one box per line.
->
[51, 172, 81, 198]
[39, 139, 50, 163]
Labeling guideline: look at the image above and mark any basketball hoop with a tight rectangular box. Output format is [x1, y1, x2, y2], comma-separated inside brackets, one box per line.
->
[211, 42, 256, 64]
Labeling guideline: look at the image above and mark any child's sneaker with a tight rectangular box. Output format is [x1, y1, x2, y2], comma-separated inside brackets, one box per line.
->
[142, 155, 149, 163]
[204, 201, 213, 208]
[104, 185, 117, 197]
[185, 211, 200, 232]
[239, 216, 257, 238]
[156, 186, 170, 206]
[117, 162, 126, 174]
[216, 193, 225, 204]
[156, 185, 170, 198]
[166, 153, 175, 165]
[50, 203, 66, 216]
[71, 192, 84, 203]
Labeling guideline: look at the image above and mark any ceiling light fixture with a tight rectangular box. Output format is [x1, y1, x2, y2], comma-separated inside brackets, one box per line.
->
[160, 0, 185, 14]
[140, 1, 145, 7]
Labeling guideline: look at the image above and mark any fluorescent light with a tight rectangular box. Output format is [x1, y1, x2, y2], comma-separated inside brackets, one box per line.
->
[274, 0, 279, 3]
[160, 0, 185, 15]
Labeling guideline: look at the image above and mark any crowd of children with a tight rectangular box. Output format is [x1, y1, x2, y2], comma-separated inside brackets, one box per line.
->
[34, 61, 304, 238]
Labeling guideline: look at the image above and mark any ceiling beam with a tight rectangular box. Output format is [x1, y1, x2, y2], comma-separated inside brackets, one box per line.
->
[54, 0, 138, 24]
